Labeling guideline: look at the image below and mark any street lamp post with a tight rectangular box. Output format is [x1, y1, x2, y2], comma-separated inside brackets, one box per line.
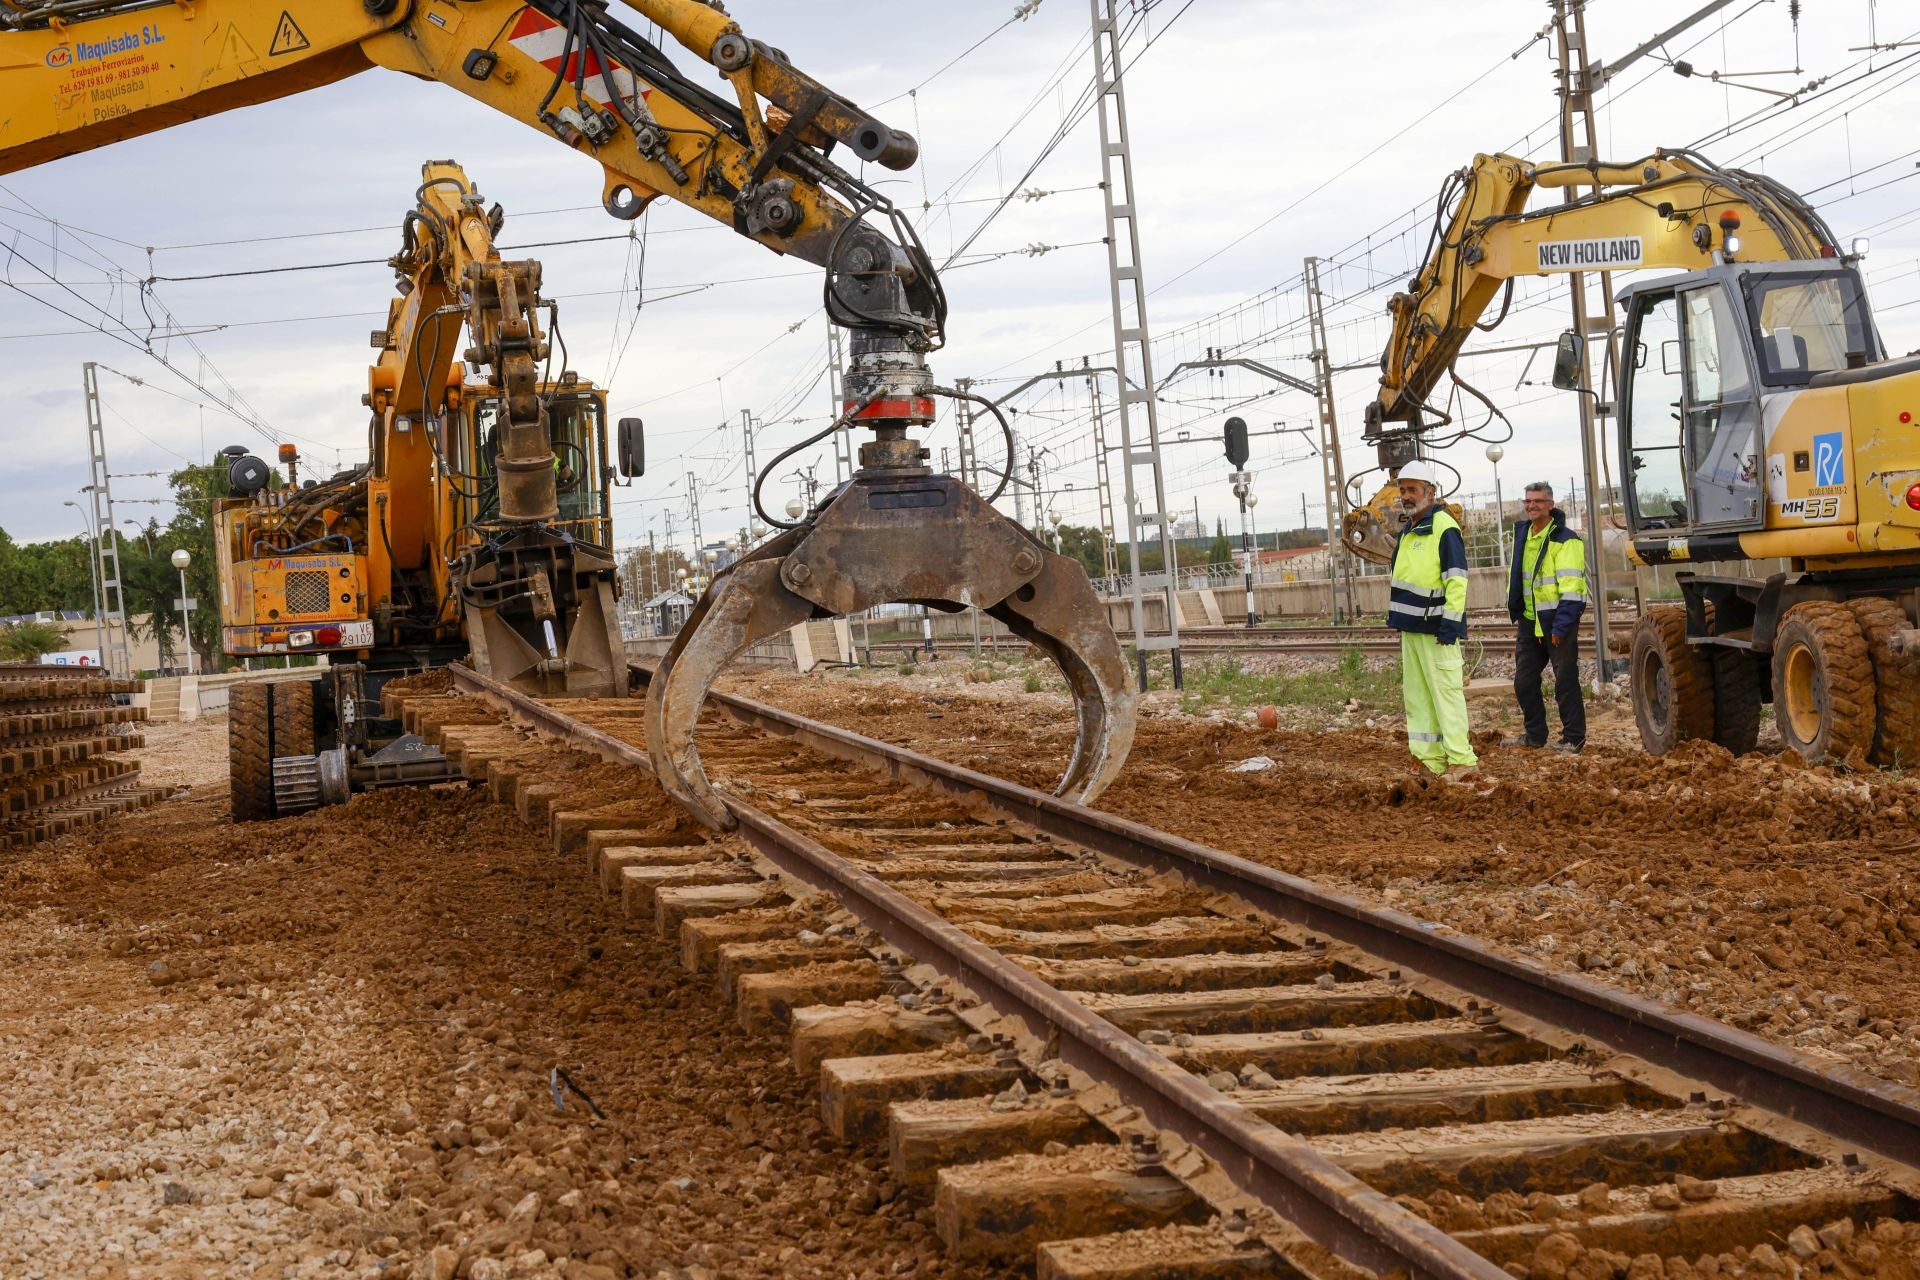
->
[1229, 474, 1259, 627]
[62, 500, 105, 663]
[1245, 490, 1261, 585]
[1486, 443, 1508, 569]
[170, 549, 195, 675]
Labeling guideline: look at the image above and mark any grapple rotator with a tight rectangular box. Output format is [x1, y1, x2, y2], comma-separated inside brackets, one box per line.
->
[644, 229, 1136, 831]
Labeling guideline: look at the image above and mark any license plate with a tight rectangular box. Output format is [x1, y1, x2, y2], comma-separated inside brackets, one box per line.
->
[340, 620, 374, 647]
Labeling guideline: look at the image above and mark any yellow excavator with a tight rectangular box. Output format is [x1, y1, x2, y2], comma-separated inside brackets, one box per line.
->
[1361, 149, 1920, 766]
[208, 161, 628, 819]
[0, 1, 1136, 829]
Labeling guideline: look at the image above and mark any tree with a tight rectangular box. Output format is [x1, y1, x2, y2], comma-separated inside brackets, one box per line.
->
[118, 518, 182, 669]
[161, 463, 228, 672]
[0, 528, 95, 617]
[1208, 518, 1232, 568]
[1053, 524, 1108, 580]
[0, 619, 67, 663]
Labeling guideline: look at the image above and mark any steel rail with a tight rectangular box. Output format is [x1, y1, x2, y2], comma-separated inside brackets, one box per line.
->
[634, 663, 1920, 1172]
[446, 662, 1510, 1280]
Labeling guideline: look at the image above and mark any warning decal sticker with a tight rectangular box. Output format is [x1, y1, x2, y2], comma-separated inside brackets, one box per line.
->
[269, 11, 311, 57]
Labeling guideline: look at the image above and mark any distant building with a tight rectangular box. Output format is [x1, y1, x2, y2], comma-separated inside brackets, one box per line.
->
[1257, 544, 1331, 580]
[638, 590, 695, 637]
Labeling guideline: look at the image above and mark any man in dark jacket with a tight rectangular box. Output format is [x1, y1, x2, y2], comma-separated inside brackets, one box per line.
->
[1506, 482, 1587, 751]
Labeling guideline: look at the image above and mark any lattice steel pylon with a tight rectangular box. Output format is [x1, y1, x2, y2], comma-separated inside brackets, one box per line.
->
[82, 362, 132, 677]
[953, 375, 982, 495]
[1088, 0, 1181, 691]
[1086, 360, 1120, 581]
[1551, 0, 1623, 675]
[1303, 258, 1358, 625]
[740, 410, 760, 542]
[826, 319, 853, 488]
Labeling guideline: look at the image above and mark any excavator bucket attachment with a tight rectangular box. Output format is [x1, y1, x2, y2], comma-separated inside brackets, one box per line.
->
[463, 530, 626, 699]
[1341, 480, 1467, 567]
[646, 474, 1137, 831]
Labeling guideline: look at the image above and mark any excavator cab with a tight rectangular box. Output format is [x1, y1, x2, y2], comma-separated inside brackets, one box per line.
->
[1605, 260, 1882, 551]
[467, 383, 613, 535]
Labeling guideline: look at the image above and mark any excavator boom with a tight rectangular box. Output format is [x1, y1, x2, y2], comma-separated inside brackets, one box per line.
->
[0, 0, 1137, 830]
[1342, 147, 1848, 565]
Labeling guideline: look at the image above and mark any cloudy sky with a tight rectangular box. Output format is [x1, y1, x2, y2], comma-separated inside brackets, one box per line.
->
[3, 0, 1917, 562]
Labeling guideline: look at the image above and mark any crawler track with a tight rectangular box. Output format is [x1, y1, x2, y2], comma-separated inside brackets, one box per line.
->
[392, 666, 1920, 1279]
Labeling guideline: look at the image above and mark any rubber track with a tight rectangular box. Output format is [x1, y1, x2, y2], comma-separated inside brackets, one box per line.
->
[1773, 601, 1876, 766]
[1633, 605, 1714, 752]
[1845, 597, 1920, 768]
[228, 682, 274, 823]
[271, 680, 315, 759]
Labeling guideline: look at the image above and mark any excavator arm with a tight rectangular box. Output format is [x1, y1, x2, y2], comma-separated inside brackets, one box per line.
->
[1374, 149, 1840, 436]
[1, 3, 908, 270]
[1343, 148, 1845, 562]
[0, 0, 1134, 830]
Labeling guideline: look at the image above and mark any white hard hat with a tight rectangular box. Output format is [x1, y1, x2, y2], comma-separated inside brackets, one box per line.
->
[1396, 459, 1439, 487]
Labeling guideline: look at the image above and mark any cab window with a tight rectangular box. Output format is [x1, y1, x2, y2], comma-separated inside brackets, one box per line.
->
[1743, 271, 1879, 386]
[1623, 292, 1688, 526]
[547, 394, 607, 528]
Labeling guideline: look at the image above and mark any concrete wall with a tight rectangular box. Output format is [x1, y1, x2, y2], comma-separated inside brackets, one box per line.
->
[1102, 567, 1509, 632]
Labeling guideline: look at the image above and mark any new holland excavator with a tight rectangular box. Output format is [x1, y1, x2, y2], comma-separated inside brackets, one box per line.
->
[1360, 148, 1920, 767]
[0, 1, 1136, 829]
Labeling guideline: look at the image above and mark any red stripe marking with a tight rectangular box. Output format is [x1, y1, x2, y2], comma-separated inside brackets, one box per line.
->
[508, 9, 553, 40]
[850, 398, 936, 421]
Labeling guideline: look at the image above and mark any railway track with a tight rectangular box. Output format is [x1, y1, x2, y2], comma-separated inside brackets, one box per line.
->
[389, 666, 1920, 1279]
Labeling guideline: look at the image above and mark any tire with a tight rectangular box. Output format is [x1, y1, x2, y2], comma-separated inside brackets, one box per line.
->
[271, 680, 317, 758]
[229, 682, 276, 823]
[1710, 648, 1764, 755]
[1631, 606, 1715, 754]
[1845, 597, 1920, 768]
[1771, 601, 1876, 766]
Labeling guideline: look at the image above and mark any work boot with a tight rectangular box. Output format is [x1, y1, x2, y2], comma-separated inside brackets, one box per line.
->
[1500, 737, 1545, 749]
[1551, 741, 1584, 755]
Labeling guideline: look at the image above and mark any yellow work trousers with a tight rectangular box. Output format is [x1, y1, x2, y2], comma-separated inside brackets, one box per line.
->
[1401, 632, 1477, 773]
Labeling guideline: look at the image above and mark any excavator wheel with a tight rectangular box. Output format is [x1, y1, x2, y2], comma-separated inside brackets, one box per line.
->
[228, 682, 276, 823]
[1845, 597, 1920, 768]
[1630, 606, 1715, 755]
[1772, 601, 1876, 766]
[1709, 648, 1765, 756]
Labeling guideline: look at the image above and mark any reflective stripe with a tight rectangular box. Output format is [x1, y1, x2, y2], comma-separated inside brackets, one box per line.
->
[1442, 609, 1465, 622]
[1389, 600, 1440, 618]
[1407, 731, 1443, 742]
[1390, 577, 1444, 599]
[1443, 568, 1469, 581]
[1559, 590, 1588, 603]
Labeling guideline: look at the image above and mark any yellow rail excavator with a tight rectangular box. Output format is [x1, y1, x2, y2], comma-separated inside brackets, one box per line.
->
[0, 1, 1136, 828]
[207, 161, 629, 819]
[1359, 148, 1920, 766]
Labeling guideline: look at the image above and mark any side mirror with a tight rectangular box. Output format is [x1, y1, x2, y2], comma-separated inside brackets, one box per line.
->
[1550, 331, 1585, 391]
[617, 417, 645, 477]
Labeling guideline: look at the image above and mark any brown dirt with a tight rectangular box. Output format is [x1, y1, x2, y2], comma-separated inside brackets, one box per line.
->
[0, 715, 996, 1280]
[723, 667, 1920, 1090]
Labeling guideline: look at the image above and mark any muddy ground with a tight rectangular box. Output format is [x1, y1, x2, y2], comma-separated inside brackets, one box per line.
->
[5, 655, 1917, 1278]
[0, 717, 979, 1280]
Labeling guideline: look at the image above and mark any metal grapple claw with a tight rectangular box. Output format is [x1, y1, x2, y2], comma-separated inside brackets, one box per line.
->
[644, 473, 1138, 832]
